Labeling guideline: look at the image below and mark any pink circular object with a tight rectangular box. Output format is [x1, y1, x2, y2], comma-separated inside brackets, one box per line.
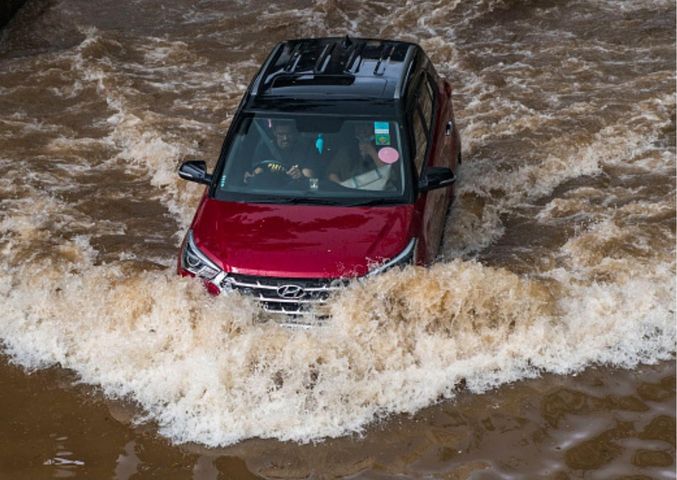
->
[378, 147, 400, 164]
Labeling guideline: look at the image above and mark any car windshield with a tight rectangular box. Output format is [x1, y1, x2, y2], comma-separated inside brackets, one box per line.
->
[214, 114, 409, 205]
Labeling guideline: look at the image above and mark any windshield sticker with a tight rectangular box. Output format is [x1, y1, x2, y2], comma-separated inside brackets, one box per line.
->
[375, 133, 391, 146]
[378, 147, 400, 164]
[374, 121, 389, 133]
[374, 121, 390, 145]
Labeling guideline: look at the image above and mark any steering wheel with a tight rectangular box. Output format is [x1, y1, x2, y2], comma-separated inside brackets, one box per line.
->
[247, 159, 304, 189]
[250, 159, 288, 176]
[247, 159, 314, 192]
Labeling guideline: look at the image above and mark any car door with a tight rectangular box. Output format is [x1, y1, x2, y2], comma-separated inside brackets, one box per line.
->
[438, 75, 460, 175]
[416, 72, 450, 261]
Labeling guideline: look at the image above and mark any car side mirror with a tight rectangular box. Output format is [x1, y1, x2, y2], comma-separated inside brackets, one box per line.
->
[178, 160, 212, 185]
[418, 166, 455, 192]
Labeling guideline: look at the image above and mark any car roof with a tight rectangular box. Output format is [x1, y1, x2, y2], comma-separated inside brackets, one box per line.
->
[246, 37, 421, 105]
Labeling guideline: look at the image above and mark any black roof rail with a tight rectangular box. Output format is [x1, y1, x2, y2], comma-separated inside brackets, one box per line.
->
[394, 45, 416, 99]
[373, 44, 396, 76]
[251, 42, 285, 96]
[283, 43, 302, 72]
[345, 42, 365, 73]
[314, 42, 336, 73]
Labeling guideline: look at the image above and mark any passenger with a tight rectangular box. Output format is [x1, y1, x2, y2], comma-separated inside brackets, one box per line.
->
[245, 120, 317, 183]
[327, 122, 389, 186]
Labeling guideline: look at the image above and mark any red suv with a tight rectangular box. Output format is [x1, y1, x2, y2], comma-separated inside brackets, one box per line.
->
[178, 37, 461, 319]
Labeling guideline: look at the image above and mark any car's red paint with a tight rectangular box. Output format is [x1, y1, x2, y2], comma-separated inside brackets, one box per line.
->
[177, 38, 462, 304]
[414, 77, 460, 263]
[178, 75, 460, 282]
[188, 197, 415, 278]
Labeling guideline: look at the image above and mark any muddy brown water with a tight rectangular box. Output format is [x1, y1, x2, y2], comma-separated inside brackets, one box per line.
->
[0, 0, 675, 478]
[1, 358, 674, 478]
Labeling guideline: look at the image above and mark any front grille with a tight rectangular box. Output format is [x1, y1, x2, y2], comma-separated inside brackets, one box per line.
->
[221, 274, 346, 316]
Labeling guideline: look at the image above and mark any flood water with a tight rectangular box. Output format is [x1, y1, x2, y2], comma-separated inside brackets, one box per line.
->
[0, 0, 674, 478]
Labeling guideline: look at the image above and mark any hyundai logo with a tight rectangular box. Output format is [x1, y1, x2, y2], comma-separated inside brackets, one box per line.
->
[277, 284, 305, 299]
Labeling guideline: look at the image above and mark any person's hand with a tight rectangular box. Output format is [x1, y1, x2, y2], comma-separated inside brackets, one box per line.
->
[358, 141, 378, 160]
[243, 167, 263, 183]
[286, 164, 302, 179]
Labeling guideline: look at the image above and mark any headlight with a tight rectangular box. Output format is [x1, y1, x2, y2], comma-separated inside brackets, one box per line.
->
[181, 230, 221, 281]
[366, 238, 416, 277]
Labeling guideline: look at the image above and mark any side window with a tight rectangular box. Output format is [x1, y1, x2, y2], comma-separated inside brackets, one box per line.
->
[425, 75, 437, 111]
[412, 109, 428, 172]
[417, 76, 435, 130]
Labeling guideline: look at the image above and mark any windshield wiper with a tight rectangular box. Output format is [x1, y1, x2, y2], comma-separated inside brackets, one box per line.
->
[340, 198, 404, 207]
[251, 197, 342, 206]
[249, 197, 403, 207]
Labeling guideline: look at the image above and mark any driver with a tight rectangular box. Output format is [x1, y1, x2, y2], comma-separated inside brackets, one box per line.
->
[245, 120, 317, 183]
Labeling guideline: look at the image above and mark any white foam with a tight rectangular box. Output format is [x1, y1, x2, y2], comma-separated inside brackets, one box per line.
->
[0, 253, 673, 446]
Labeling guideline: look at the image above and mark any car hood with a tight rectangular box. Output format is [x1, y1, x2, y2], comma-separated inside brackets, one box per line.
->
[191, 198, 415, 278]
